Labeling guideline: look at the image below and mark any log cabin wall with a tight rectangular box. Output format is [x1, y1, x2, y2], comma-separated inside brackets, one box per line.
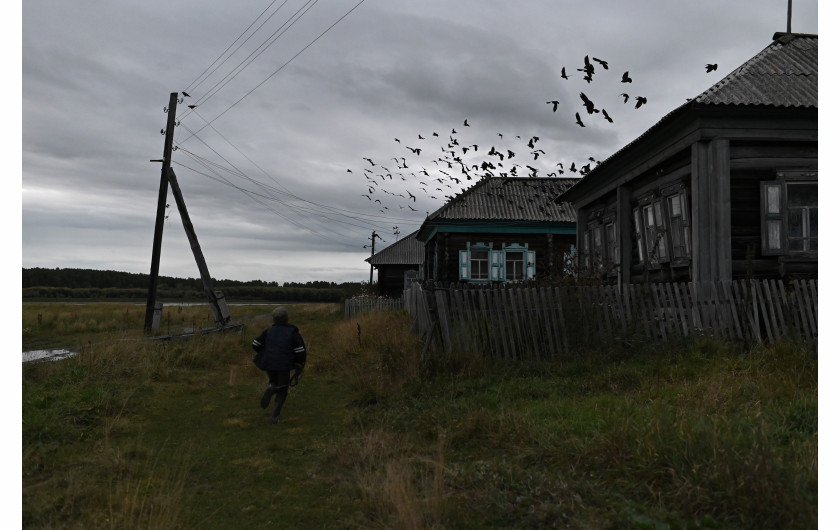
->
[729, 139, 818, 279]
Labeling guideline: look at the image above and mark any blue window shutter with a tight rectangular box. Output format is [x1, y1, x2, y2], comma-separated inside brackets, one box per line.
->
[459, 250, 470, 280]
[490, 250, 505, 282]
[525, 250, 536, 279]
[490, 250, 503, 281]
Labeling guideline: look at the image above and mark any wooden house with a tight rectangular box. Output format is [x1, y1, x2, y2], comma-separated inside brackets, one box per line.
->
[366, 230, 424, 297]
[416, 177, 578, 284]
[557, 32, 817, 284]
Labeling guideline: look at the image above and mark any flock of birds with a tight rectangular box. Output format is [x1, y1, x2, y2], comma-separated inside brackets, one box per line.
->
[347, 57, 719, 221]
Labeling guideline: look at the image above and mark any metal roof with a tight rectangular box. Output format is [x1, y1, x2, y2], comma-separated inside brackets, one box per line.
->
[694, 33, 817, 108]
[425, 177, 578, 223]
[366, 230, 424, 265]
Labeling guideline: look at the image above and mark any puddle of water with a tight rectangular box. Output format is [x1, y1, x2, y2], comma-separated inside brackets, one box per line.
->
[23, 349, 77, 363]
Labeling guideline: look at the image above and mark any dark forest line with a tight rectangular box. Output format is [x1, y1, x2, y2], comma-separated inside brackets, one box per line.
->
[22, 267, 365, 302]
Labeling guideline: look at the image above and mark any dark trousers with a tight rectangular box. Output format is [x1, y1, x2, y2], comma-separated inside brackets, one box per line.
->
[266, 370, 291, 419]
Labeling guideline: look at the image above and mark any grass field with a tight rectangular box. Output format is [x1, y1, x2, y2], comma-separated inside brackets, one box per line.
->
[22, 302, 817, 528]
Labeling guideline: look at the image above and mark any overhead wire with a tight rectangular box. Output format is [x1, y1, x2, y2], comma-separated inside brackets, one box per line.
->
[183, 0, 283, 95]
[165, 0, 422, 250]
[190, 0, 319, 109]
[175, 122, 412, 226]
[173, 128, 418, 243]
[180, 0, 366, 144]
[172, 154, 357, 248]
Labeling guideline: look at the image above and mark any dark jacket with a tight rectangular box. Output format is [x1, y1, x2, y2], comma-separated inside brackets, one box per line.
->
[252, 323, 307, 371]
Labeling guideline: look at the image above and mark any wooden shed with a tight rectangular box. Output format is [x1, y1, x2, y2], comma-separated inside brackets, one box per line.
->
[416, 177, 578, 284]
[557, 32, 817, 284]
[366, 230, 424, 297]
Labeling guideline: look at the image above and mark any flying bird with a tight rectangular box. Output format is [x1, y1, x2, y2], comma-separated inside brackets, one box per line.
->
[528, 136, 539, 148]
[546, 100, 560, 112]
[580, 92, 599, 114]
[181, 91, 191, 97]
[575, 112, 585, 127]
[187, 105, 196, 109]
[578, 55, 595, 77]
[463, 119, 470, 126]
[363, 157, 374, 165]
[592, 57, 608, 69]
[635, 96, 647, 109]
[362, 194, 371, 200]
[602, 108, 613, 123]
[560, 67, 569, 80]
[621, 71, 632, 83]
[705, 63, 718, 73]
[620, 93, 630, 103]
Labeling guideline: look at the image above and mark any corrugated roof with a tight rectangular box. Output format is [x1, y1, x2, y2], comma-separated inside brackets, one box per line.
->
[694, 33, 817, 107]
[427, 177, 578, 223]
[366, 230, 424, 265]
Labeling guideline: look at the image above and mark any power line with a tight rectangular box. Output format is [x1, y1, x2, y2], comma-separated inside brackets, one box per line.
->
[190, 0, 320, 109]
[180, 0, 366, 144]
[183, 0, 283, 95]
[175, 123, 412, 226]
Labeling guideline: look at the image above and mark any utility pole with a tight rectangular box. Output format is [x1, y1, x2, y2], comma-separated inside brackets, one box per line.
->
[365, 230, 383, 285]
[144, 92, 230, 333]
[144, 92, 178, 333]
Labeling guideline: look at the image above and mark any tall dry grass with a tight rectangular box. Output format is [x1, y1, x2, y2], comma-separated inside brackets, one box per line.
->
[324, 311, 423, 405]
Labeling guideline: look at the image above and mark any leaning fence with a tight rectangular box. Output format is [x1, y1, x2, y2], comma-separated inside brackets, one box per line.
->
[344, 297, 405, 319]
[404, 279, 817, 359]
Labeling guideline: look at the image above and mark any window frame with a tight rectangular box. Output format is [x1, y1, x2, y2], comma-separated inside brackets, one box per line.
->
[637, 193, 669, 268]
[760, 171, 817, 257]
[661, 184, 691, 265]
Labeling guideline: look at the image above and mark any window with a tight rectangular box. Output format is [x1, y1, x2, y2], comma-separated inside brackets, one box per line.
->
[470, 249, 489, 280]
[632, 186, 690, 267]
[761, 173, 817, 256]
[584, 215, 617, 271]
[641, 199, 668, 264]
[664, 188, 690, 261]
[505, 251, 525, 281]
[604, 221, 619, 265]
[459, 243, 535, 283]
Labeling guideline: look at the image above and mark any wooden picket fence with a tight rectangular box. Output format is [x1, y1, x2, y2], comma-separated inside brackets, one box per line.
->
[404, 279, 817, 359]
[344, 297, 405, 319]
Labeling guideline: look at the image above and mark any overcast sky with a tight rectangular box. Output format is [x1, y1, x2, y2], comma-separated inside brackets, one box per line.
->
[20, 0, 820, 285]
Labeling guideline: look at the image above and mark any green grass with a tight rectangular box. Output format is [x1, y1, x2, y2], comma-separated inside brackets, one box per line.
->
[22, 303, 817, 528]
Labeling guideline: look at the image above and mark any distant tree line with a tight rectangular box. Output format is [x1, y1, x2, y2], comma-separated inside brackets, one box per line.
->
[22, 268, 364, 302]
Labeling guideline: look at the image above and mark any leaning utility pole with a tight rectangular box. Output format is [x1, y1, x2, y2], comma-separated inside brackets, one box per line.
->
[144, 92, 230, 333]
[144, 92, 178, 333]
